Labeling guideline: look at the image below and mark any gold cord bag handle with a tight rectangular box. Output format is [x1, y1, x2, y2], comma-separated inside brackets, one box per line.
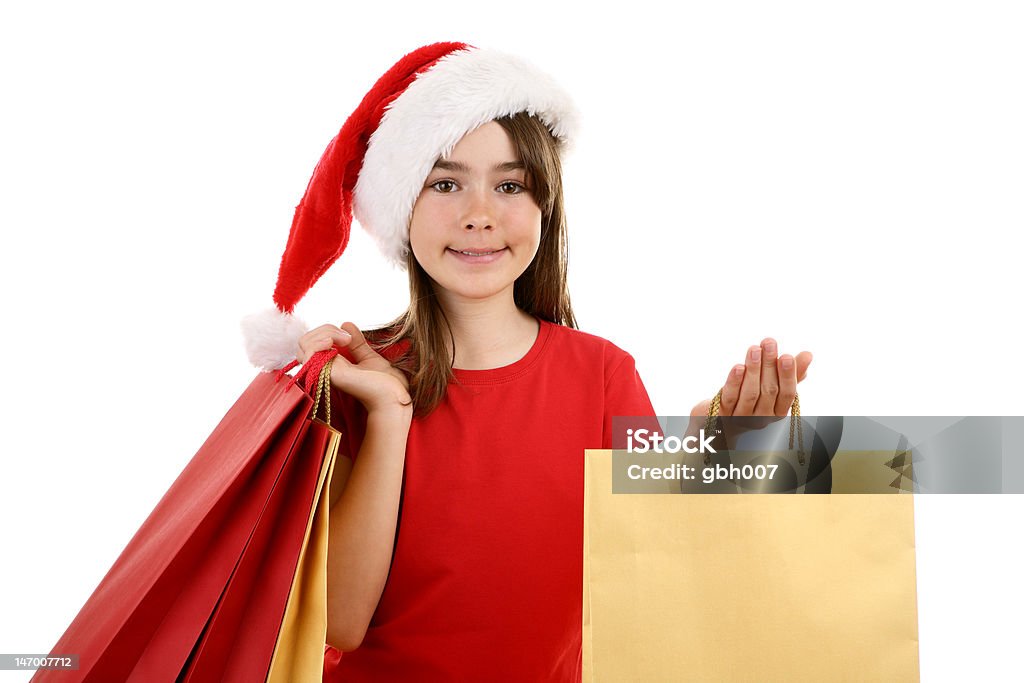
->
[702, 391, 804, 466]
[309, 357, 335, 426]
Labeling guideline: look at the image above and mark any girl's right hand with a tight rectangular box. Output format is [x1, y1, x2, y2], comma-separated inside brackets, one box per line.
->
[297, 322, 412, 414]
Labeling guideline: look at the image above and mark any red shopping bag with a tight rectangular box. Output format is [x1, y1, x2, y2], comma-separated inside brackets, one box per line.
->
[35, 352, 341, 683]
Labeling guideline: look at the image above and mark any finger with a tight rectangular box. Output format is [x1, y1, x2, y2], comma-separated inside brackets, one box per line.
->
[321, 325, 353, 349]
[733, 345, 762, 416]
[754, 337, 780, 415]
[296, 335, 336, 364]
[298, 326, 352, 361]
[776, 354, 797, 417]
[795, 351, 813, 383]
[299, 324, 352, 350]
[719, 365, 745, 417]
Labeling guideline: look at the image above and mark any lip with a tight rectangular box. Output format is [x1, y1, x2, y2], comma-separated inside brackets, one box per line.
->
[446, 247, 508, 264]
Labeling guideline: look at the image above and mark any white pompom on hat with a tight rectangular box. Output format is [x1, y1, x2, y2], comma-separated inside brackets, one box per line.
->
[241, 41, 580, 370]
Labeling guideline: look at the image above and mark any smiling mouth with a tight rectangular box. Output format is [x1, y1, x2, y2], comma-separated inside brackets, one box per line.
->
[448, 248, 506, 256]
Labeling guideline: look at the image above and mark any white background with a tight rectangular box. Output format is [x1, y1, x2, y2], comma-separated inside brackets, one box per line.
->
[1, 1, 1021, 680]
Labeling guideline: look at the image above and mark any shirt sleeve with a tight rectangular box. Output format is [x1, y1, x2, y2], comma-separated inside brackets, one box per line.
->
[602, 352, 658, 449]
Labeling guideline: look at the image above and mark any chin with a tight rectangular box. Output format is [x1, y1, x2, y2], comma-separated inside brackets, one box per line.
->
[448, 286, 508, 301]
[437, 276, 516, 302]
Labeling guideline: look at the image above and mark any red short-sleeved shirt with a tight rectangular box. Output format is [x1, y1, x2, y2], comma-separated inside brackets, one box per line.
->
[323, 318, 656, 682]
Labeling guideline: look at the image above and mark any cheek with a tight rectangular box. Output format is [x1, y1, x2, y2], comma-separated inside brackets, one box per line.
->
[501, 199, 541, 232]
[519, 209, 543, 249]
[408, 204, 444, 258]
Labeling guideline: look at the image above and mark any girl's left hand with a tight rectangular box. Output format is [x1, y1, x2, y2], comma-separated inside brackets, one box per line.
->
[690, 338, 813, 420]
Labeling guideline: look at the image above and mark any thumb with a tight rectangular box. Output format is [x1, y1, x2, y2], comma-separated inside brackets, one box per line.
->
[684, 399, 713, 440]
[690, 399, 712, 418]
[795, 351, 813, 383]
[338, 322, 382, 364]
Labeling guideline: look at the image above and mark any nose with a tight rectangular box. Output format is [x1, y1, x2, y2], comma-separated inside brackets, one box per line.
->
[462, 188, 494, 231]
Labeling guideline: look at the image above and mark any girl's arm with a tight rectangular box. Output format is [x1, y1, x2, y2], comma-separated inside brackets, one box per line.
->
[293, 321, 414, 652]
[325, 402, 412, 652]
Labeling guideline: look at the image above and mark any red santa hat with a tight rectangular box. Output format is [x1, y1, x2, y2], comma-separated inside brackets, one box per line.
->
[241, 41, 580, 370]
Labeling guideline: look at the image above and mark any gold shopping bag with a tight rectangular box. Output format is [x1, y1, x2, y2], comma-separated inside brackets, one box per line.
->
[583, 449, 920, 682]
[267, 359, 341, 683]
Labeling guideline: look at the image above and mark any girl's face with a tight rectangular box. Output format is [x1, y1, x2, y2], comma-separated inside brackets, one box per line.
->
[409, 121, 542, 306]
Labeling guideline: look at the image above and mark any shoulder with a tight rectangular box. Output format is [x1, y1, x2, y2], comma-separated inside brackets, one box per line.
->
[543, 321, 656, 426]
[542, 320, 637, 376]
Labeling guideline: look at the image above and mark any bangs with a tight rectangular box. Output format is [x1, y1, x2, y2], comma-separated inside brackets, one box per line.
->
[495, 113, 563, 216]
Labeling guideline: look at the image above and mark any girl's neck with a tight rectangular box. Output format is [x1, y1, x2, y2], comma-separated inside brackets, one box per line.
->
[438, 295, 539, 371]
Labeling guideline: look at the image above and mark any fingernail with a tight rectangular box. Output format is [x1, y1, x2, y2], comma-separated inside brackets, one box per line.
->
[734, 365, 744, 377]
[764, 341, 776, 355]
[781, 357, 793, 370]
[751, 348, 761, 362]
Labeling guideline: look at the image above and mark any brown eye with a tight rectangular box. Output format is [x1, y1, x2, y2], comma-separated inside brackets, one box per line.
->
[498, 181, 525, 194]
[430, 180, 456, 193]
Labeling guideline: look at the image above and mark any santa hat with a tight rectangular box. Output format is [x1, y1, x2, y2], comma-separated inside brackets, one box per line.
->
[241, 41, 580, 370]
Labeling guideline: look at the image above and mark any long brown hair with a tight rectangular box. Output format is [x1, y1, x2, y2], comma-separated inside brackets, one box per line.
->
[368, 112, 576, 416]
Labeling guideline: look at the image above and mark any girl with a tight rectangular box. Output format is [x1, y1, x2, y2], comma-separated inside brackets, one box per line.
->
[243, 42, 811, 682]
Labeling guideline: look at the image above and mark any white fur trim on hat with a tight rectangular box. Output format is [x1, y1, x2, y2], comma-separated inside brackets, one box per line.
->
[352, 47, 580, 269]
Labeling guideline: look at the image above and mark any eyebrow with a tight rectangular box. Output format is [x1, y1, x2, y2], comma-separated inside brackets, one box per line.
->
[431, 159, 525, 173]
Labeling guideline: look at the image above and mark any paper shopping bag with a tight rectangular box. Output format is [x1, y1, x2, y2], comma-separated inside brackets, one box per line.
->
[178, 414, 339, 682]
[267, 423, 340, 682]
[35, 353, 341, 683]
[583, 450, 920, 682]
